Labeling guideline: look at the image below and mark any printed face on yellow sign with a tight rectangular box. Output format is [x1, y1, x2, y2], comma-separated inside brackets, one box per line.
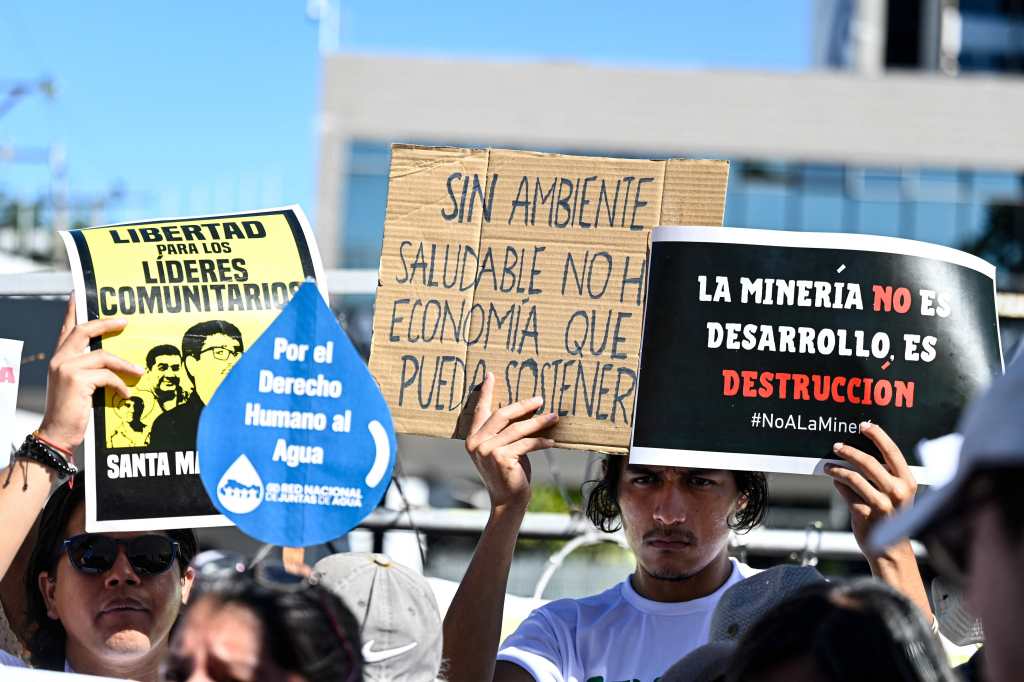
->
[65, 210, 319, 452]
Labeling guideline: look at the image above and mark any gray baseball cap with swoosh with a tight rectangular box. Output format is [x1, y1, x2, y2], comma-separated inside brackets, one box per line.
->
[312, 553, 443, 682]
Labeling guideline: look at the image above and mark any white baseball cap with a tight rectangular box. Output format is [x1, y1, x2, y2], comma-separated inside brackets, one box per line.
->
[870, 356, 1024, 552]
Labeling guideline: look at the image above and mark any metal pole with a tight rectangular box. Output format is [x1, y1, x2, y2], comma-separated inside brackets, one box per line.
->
[356, 508, 927, 561]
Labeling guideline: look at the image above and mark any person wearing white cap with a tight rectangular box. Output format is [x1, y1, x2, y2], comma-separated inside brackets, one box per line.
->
[872, 356, 1024, 682]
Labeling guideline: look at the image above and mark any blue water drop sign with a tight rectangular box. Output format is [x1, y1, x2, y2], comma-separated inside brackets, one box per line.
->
[197, 281, 396, 546]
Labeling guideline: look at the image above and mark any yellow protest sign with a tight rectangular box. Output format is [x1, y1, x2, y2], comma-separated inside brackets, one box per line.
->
[61, 206, 326, 531]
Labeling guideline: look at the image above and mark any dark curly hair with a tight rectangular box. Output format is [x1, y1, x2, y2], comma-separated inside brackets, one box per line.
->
[25, 472, 199, 670]
[584, 455, 768, 533]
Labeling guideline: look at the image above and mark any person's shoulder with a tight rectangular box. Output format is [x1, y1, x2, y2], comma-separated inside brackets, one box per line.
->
[149, 401, 186, 443]
[152, 403, 177, 422]
[149, 406, 172, 433]
[152, 396, 195, 424]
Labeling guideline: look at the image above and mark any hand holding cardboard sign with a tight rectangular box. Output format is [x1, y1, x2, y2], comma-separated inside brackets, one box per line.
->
[445, 372, 558, 682]
[826, 423, 931, 621]
[38, 299, 143, 452]
[464, 372, 557, 514]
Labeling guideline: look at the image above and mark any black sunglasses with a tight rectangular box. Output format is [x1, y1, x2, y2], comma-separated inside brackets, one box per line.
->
[59, 533, 179, 577]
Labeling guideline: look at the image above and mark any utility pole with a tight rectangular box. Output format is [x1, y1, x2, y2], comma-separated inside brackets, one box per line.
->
[305, 0, 340, 55]
[0, 76, 68, 262]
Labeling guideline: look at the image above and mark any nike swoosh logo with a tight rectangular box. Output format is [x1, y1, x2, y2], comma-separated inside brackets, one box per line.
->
[362, 640, 418, 663]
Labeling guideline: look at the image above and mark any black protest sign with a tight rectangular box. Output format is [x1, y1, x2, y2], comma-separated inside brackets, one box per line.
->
[630, 227, 1002, 482]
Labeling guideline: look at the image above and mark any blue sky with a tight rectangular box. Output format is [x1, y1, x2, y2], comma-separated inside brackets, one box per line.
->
[0, 1, 812, 227]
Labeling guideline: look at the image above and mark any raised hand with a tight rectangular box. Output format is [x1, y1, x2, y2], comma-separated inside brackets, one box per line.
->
[464, 372, 558, 513]
[445, 373, 559, 682]
[37, 299, 144, 452]
[826, 421, 917, 553]
[826, 422, 931, 619]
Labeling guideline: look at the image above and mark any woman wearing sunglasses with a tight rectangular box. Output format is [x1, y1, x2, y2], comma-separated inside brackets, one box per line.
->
[0, 300, 198, 680]
[20, 473, 198, 677]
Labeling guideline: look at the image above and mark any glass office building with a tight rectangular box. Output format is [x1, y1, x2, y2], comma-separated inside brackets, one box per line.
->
[340, 141, 1021, 265]
[817, 0, 1024, 75]
[333, 139, 1024, 354]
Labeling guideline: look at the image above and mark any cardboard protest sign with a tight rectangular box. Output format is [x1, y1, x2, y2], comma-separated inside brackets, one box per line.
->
[369, 145, 729, 453]
[197, 282, 396, 546]
[60, 206, 326, 531]
[630, 227, 1002, 483]
[0, 338, 23, 469]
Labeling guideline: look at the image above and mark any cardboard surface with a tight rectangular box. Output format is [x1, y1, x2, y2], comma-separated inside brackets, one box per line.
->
[369, 145, 728, 452]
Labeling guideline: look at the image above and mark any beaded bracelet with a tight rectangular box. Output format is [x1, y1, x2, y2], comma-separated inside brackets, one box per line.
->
[13, 433, 78, 485]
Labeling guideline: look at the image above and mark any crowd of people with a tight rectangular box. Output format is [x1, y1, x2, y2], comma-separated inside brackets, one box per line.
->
[0, 299, 1017, 681]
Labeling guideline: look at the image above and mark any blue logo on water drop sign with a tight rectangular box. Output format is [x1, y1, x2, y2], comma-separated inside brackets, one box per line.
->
[197, 281, 396, 547]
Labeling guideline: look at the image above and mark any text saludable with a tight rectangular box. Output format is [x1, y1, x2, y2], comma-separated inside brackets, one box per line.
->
[389, 170, 659, 427]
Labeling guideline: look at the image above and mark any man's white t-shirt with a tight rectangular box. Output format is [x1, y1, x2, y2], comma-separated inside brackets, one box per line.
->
[497, 559, 757, 682]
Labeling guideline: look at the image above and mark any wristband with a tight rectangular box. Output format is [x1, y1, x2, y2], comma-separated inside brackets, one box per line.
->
[13, 434, 79, 485]
[32, 431, 74, 462]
